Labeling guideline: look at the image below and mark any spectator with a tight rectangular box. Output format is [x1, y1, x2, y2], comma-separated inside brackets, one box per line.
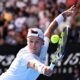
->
[14, 10, 27, 32]
[26, 6, 39, 28]
[3, 10, 13, 22]
[5, 24, 16, 45]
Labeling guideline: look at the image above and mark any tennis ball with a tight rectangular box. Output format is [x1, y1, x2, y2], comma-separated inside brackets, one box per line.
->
[51, 34, 59, 44]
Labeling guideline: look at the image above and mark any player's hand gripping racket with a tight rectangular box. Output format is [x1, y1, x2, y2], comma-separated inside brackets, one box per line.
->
[50, 26, 69, 70]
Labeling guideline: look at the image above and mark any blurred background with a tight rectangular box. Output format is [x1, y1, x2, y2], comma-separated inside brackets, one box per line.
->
[0, 0, 80, 80]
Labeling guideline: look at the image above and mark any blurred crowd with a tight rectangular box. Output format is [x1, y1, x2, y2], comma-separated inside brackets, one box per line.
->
[0, 0, 80, 45]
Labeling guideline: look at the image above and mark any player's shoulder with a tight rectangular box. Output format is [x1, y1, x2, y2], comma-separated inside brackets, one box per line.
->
[16, 46, 31, 58]
[17, 46, 29, 55]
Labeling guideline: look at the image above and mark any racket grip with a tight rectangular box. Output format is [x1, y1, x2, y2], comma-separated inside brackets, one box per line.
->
[49, 63, 55, 70]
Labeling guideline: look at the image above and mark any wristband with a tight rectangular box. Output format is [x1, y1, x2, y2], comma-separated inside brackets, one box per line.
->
[32, 59, 45, 74]
[55, 14, 64, 26]
[37, 64, 45, 74]
[49, 63, 55, 70]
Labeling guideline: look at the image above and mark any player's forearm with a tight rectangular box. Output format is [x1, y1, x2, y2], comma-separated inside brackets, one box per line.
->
[44, 20, 57, 38]
[44, 5, 76, 39]
[44, 14, 64, 39]
[27, 59, 53, 76]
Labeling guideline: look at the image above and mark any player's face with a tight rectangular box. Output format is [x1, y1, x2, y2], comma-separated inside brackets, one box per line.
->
[27, 36, 44, 55]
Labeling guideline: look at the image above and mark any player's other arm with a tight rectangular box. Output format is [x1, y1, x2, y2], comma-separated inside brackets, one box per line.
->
[44, 5, 76, 39]
[27, 59, 53, 76]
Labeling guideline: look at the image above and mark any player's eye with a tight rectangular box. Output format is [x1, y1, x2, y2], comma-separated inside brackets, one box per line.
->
[29, 40, 39, 44]
[35, 41, 39, 43]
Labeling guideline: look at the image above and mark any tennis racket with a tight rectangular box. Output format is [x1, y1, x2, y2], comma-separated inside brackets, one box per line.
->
[50, 26, 69, 66]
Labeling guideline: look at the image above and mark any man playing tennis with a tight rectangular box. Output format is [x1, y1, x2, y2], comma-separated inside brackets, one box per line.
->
[0, 6, 76, 80]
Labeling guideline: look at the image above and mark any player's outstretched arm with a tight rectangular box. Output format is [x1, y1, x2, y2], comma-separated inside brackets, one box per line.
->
[27, 59, 53, 76]
[44, 5, 76, 39]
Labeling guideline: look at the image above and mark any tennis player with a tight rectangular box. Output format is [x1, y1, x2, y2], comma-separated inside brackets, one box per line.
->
[0, 6, 76, 80]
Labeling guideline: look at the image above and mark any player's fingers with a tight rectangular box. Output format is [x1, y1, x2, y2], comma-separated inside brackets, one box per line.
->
[67, 5, 76, 13]
[44, 67, 53, 76]
[69, 5, 76, 10]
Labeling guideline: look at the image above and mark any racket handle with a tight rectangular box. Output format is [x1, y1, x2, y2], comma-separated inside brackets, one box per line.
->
[49, 63, 55, 70]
